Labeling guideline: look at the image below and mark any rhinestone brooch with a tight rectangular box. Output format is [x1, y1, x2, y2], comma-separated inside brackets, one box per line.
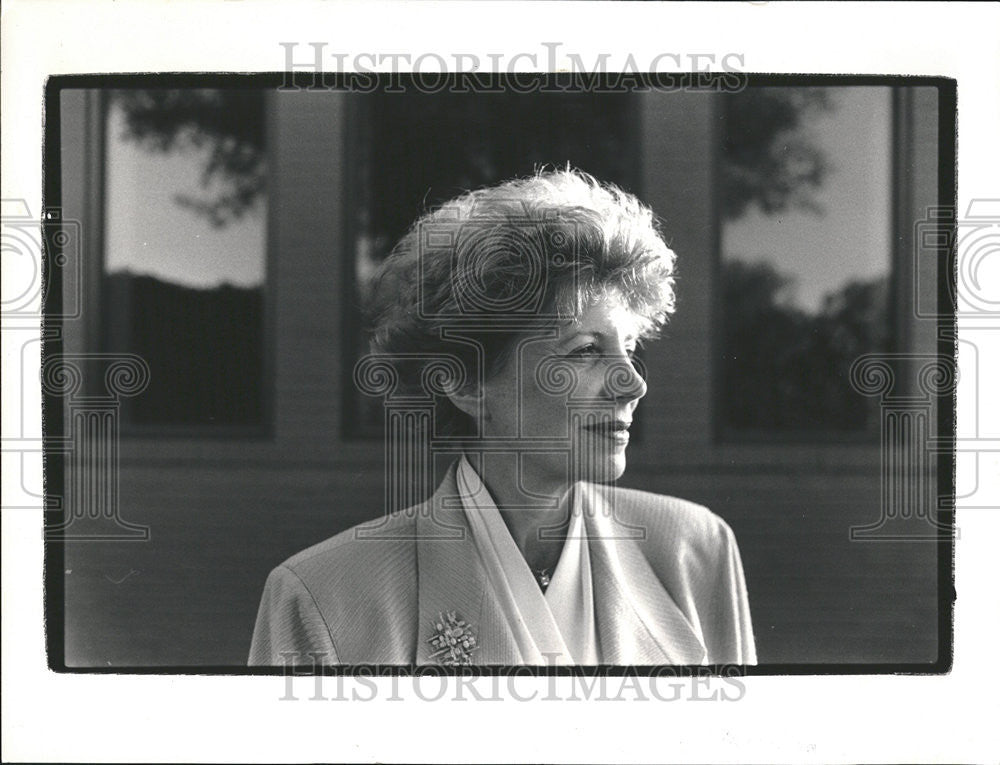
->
[428, 611, 478, 665]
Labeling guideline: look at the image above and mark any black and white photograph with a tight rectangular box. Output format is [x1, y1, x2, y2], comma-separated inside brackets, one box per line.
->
[3, 2, 998, 763]
[44, 75, 953, 671]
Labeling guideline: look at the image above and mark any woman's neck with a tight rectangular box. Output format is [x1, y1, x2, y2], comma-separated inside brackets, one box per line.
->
[464, 451, 571, 574]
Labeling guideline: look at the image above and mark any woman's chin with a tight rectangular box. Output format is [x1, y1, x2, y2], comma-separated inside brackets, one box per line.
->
[577, 453, 627, 484]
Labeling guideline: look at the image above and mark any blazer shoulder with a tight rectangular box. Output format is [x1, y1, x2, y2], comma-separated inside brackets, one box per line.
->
[278, 507, 418, 583]
[251, 508, 420, 665]
[593, 485, 756, 665]
[596, 484, 737, 555]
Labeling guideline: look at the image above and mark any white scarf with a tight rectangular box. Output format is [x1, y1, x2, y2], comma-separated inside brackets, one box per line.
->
[456, 454, 600, 665]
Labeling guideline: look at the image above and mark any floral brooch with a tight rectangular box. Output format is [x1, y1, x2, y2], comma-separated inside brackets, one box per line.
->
[428, 611, 478, 665]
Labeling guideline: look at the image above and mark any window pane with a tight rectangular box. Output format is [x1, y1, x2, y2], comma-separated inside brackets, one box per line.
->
[102, 89, 268, 431]
[720, 86, 893, 436]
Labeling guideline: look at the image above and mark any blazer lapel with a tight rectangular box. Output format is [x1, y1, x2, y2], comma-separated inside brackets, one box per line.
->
[414, 468, 707, 665]
[415, 463, 520, 665]
[584, 486, 708, 666]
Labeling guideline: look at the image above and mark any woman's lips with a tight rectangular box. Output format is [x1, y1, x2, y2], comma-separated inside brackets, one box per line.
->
[582, 420, 631, 445]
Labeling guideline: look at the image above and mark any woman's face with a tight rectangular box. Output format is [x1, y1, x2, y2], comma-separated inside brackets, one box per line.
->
[478, 292, 649, 492]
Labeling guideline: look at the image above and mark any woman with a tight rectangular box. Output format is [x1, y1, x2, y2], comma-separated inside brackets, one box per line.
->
[249, 169, 756, 666]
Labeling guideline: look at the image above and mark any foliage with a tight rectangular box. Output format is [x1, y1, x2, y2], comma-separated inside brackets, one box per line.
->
[721, 259, 889, 433]
[109, 85, 834, 228]
[721, 87, 834, 220]
[103, 272, 264, 426]
[109, 89, 266, 227]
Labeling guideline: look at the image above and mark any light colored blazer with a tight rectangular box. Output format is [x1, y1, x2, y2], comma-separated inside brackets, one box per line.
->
[249, 462, 756, 666]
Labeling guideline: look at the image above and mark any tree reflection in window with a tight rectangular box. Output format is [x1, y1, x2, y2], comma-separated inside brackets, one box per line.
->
[103, 88, 269, 433]
[720, 86, 893, 438]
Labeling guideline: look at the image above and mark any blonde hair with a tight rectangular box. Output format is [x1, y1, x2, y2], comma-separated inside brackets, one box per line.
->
[365, 168, 677, 434]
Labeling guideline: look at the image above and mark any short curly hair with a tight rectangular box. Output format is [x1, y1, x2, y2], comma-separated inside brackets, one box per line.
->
[364, 168, 677, 436]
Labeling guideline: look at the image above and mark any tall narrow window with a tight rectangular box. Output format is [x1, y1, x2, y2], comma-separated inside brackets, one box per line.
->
[719, 86, 893, 439]
[102, 88, 270, 434]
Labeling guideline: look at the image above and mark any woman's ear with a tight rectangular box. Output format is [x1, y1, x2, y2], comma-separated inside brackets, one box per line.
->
[446, 385, 488, 423]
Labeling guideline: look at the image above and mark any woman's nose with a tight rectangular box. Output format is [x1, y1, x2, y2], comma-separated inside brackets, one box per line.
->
[604, 355, 648, 402]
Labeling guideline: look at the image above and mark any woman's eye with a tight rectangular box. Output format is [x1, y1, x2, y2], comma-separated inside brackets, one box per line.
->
[566, 344, 637, 360]
[568, 344, 599, 358]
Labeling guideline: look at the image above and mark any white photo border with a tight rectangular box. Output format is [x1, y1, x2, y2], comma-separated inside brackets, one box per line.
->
[2, 1, 998, 763]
